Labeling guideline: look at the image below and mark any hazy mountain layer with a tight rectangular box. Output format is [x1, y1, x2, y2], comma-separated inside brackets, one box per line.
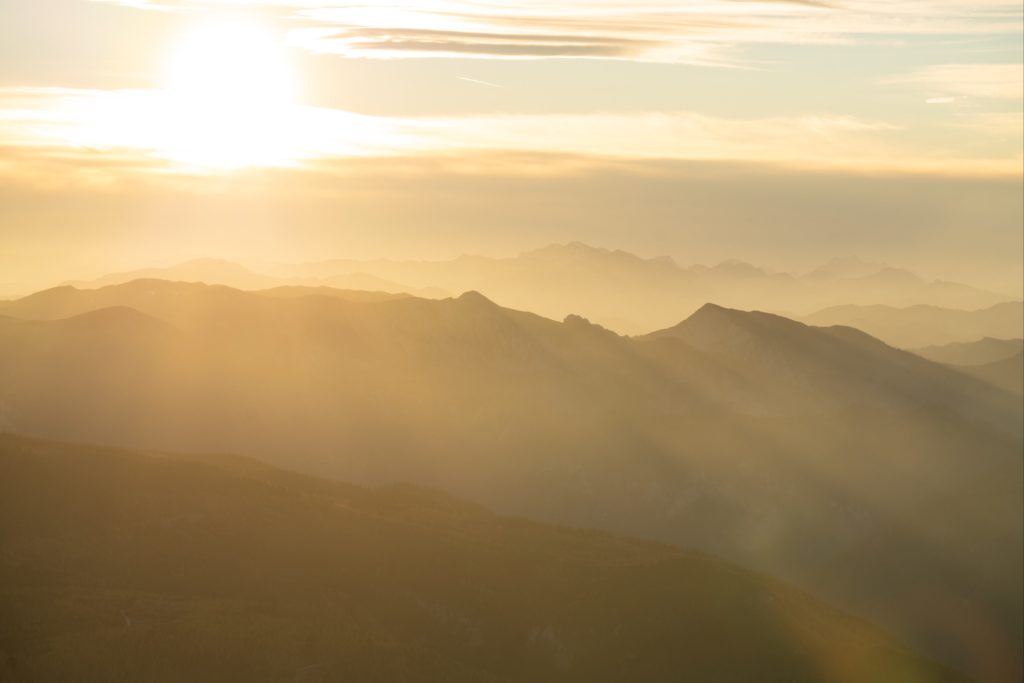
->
[59, 258, 449, 300]
[273, 243, 1009, 333]
[0, 281, 1020, 681]
[57, 244, 1010, 335]
[0, 434, 970, 683]
[947, 352, 1024, 396]
[913, 338, 1024, 366]
[801, 302, 1024, 349]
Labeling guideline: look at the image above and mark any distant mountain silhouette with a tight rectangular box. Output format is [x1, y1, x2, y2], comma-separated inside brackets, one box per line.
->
[48, 246, 1011, 335]
[257, 285, 412, 303]
[0, 434, 969, 682]
[62, 258, 285, 290]
[804, 256, 889, 282]
[801, 302, 1024, 348]
[268, 243, 1011, 334]
[58, 258, 447, 299]
[948, 351, 1024, 396]
[0, 281, 1019, 681]
[913, 338, 1024, 366]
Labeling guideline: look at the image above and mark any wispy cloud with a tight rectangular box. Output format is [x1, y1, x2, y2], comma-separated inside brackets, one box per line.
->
[886, 63, 1024, 101]
[88, 1, 1023, 64]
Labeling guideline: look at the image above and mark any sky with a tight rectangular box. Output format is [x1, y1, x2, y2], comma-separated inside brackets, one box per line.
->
[0, 0, 1021, 295]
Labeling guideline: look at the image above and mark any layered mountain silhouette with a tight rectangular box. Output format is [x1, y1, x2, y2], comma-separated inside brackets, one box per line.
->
[801, 302, 1024, 348]
[804, 256, 891, 282]
[912, 338, 1023, 394]
[55, 244, 1011, 334]
[0, 434, 970, 682]
[273, 244, 1012, 333]
[948, 352, 1024, 396]
[59, 258, 448, 300]
[0, 280, 1020, 681]
[913, 337, 1024, 366]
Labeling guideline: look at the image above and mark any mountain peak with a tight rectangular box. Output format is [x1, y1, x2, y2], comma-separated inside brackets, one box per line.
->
[456, 290, 496, 306]
[646, 303, 811, 353]
[688, 302, 737, 319]
[563, 313, 620, 339]
[54, 305, 174, 336]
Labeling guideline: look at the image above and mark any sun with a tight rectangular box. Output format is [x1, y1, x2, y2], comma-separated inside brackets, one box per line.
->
[161, 21, 299, 169]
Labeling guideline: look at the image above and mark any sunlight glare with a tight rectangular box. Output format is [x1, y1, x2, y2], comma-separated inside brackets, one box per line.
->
[162, 21, 299, 168]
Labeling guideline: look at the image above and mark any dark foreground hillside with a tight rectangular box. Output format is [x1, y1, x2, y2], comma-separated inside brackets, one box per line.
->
[0, 434, 967, 683]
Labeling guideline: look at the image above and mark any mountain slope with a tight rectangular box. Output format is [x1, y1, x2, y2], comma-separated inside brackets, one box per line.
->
[0, 433, 970, 683]
[913, 338, 1024, 366]
[645, 303, 1020, 427]
[949, 352, 1024, 395]
[0, 281, 1019, 681]
[800, 302, 1024, 348]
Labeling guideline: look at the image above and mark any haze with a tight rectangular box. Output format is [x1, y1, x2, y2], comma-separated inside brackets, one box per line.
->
[1, 0, 1022, 296]
[0, 2, 1021, 682]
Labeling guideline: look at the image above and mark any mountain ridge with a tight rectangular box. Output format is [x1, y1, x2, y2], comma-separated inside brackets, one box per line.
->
[42, 244, 1012, 335]
[0, 280, 1019, 680]
[802, 302, 1024, 348]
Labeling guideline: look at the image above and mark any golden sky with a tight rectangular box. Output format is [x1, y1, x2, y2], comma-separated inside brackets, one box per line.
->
[0, 0, 1021, 294]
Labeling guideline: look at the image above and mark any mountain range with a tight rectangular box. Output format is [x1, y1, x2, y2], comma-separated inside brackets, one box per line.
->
[0, 433, 971, 682]
[0, 279, 1020, 680]
[913, 338, 1024, 366]
[801, 303, 1024, 349]
[55, 244, 1014, 335]
[61, 258, 448, 300]
[949, 352, 1024, 396]
[909, 338, 1023, 396]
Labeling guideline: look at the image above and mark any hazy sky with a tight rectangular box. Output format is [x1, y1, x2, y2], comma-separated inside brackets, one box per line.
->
[0, 0, 1021, 295]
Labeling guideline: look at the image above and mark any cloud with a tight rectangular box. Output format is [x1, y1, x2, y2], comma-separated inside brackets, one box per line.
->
[887, 63, 1024, 101]
[1, 86, 1019, 177]
[394, 111, 907, 168]
[302, 26, 662, 59]
[88, 1, 1024, 64]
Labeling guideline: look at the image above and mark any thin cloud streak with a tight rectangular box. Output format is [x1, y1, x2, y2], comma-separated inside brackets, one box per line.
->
[886, 63, 1024, 101]
[88, 1, 1024, 64]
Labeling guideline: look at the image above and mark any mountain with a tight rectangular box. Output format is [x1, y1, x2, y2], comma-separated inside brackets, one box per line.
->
[804, 256, 888, 282]
[0, 281, 1019, 681]
[913, 338, 1024, 366]
[0, 433, 969, 683]
[257, 285, 411, 303]
[800, 302, 1024, 348]
[949, 352, 1024, 396]
[57, 259, 447, 299]
[269, 243, 1010, 334]
[645, 303, 1018, 424]
[50, 246, 1010, 335]
[61, 258, 286, 290]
